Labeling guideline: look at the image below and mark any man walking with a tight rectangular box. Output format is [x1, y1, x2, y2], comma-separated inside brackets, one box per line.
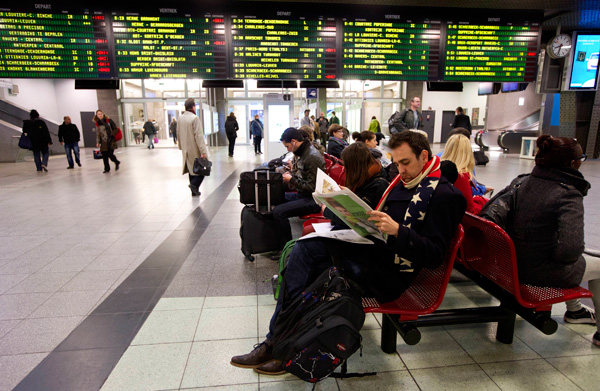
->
[300, 109, 311, 127]
[251, 114, 264, 155]
[144, 119, 157, 149]
[178, 99, 208, 196]
[452, 107, 472, 135]
[58, 116, 81, 169]
[169, 117, 178, 144]
[390, 96, 424, 133]
[317, 112, 329, 147]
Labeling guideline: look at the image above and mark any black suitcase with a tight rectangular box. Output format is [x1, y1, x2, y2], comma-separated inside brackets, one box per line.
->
[473, 150, 489, 166]
[240, 206, 280, 261]
[239, 169, 285, 212]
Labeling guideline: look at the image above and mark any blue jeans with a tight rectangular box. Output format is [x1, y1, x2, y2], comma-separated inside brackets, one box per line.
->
[32, 148, 49, 171]
[272, 192, 321, 249]
[64, 143, 80, 167]
[148, 135, 154, 148]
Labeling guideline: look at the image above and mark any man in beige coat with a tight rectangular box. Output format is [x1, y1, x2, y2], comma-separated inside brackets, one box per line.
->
[178, 98, 208, 196]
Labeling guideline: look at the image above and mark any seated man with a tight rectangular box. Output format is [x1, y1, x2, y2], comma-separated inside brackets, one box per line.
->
[231, 131, 466, 374]
[272, 128, 325, 258]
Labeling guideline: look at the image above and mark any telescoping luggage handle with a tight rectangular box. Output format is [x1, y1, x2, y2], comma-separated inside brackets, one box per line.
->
[254, 170, 272, 212]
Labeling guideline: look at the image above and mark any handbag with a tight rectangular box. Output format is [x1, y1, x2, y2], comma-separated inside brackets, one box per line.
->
[18, 132, 33, 150]
[93, 150, 103, 159]
[114, 128, 123, 142]
[153, 137, 159, 143]
[193, 157, 212, 176]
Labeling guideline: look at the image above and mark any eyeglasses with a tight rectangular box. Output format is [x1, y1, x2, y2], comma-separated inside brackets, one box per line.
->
[576, 154, 587, 162]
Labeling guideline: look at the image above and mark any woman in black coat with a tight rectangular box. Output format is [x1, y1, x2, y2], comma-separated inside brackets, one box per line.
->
[326, 124, 348, 159]
[23, 110, 52, 172]
[225, 113, 239, 157]
[508, 135, 600, 346]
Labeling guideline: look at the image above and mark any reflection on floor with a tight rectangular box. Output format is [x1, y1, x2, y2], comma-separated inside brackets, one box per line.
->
[1, 143, 599, 390]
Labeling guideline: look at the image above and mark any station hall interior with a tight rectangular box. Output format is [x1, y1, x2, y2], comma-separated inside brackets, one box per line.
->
[2, 0, 600, 390]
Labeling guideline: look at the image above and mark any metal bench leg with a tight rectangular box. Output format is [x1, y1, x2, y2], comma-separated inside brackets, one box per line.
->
[496, 310, 516, 344]
[381, 314, 398, 353]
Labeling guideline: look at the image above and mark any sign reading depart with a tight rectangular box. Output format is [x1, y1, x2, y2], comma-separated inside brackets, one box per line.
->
[341, 13, 441, 80]
[231, 10, 337, 80]
[0, 7, 112, 78]
[112, 9, 227, 79]
[443, 15, 540, 82]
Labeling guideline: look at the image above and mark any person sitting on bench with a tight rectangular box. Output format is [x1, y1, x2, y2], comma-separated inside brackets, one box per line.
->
[271, 127, 326, 259]
[504, 135, 600, 346]
[231, 130, 466, 375]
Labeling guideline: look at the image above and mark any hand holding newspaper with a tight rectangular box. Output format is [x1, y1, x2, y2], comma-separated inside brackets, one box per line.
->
[300, 169, 387, 244]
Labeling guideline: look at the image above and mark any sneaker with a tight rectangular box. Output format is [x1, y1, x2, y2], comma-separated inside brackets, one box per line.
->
[593, 332, 600, 347]
[564, 305, 597, 325]
[76, 162, 81, 167]
[67, 166, 74, 169]
[41, 165, 48, 172]
[103, 170, 110, 173]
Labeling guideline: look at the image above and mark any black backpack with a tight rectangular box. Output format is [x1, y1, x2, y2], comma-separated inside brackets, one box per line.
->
[271, 266, 365, 383]
[388, 109, 408, 134]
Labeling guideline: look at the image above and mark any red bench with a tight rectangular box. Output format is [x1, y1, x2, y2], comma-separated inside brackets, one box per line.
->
[362, 225, 464, 350]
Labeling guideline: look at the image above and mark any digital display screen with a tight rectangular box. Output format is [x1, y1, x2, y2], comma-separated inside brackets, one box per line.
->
[0, 8, 112, 78]
[112, 11, 227, 79]
[231, 10, 337, 80]
[502, 82, 519, 92]
[569, 33, 600, 90]
[443, 20, 539, 82]
[478, 82, 495, 95]
[341, 15, 441, 80]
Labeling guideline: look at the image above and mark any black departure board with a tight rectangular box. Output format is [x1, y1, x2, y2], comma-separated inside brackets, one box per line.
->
[112, 11, 227, 79]
[231, 11, 337, 80]
[443, 20, 540, 82]
[341, 15, 441, 80]
[0, 9, 112, 78]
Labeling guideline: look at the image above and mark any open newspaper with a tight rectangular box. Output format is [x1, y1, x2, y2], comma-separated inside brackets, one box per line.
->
[299, 169, 386, 244]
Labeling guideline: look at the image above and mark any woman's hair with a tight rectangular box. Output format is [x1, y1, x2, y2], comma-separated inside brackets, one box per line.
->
[352, 131, 375, 143]
[298, 125, 315, 142]
[342, 142, 378, 191]
[227, 112, 236, 119]
[328, 123, 345, 138]
[535, 135, 580, 168]
[92, 109, 109, 123]
[29, 109, 40, 119]
[441, 134, 474, 178]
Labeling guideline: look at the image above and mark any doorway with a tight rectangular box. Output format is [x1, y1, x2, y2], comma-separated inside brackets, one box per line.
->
[441, 111, 456, 143]
[80, 111, 96, 147]
[422, 110, 435, 143]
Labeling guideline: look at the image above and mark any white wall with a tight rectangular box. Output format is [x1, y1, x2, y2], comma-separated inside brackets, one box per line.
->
[421, 82, 488, 142]
[54, 80, 99, 140]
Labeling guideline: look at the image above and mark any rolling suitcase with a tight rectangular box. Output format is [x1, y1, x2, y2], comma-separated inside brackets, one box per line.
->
[473, 150, 489, 166]
[240, 169, 281, 261]
[239, 169, 285, 211]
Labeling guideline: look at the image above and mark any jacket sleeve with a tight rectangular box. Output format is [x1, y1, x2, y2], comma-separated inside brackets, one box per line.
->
[58, 126, 64, 143]
[193, 116, 208, 156]
[467, 116, 472, 132]
[554, 190, 585, 264]
[454, 173, 476, 214]
[289, 154, 324, 194]
[234, 120, 239, 131]
[42, 121, 52, 144]
[109, 119, 118, 136]
[75, 125, 81, 142]
[391, 188, 466, 269]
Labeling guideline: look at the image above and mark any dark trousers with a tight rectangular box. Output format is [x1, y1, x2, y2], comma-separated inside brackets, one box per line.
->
[172, 132, 177, 144]
[226, 133, 236, 156]
[254, 136, 263, 153]
[102, 149, 120, 171]
[189, 174, 204, 190]
[272, 192, 321, 249]
[64, 143, 80, 167]
[32, 147, 49, 171]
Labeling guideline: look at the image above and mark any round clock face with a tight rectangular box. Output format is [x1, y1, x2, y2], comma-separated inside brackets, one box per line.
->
[550, 34, 572, 58]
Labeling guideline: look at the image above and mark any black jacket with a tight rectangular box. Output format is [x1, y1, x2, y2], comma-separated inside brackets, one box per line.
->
[452, 113, 472, 133]
[367, 176, 466, 302]
[143, 121, 157, 136]
[326, 137, 347, 159]
[225, 118, 239, 135]
[58, 123, 80, 144]
[510, 165, 590, 288]
[23, 119, 51, 150]
[290, 140, 325, 196]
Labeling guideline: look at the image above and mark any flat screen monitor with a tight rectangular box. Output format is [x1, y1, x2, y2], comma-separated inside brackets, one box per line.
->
[478, 82, 500, 95]
[502, 82, 519, 92]
[568, 33, 600, 90]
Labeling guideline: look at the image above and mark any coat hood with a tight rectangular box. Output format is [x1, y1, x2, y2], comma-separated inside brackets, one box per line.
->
[531, 165, 591, 196]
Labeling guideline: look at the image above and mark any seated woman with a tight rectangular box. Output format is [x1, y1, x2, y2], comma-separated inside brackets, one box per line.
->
[323, 142, 389, 228]
[506, 135, 599, 345]
[441, 134, 482, 214]
[352, 130, 383, 160]
[326, 124, 349, 159]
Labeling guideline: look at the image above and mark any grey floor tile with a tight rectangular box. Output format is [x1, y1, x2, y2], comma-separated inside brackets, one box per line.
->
[163, 284, 209, 298]
[346, 328, 407, 373]
[0, 316, 83, 355]
[547, 354, 600, 391]
[0, 319, 21, 339]
[85, 253, 139, 271]
[38, 254, 97, 273]
[195, 306, 257, 341]
[204, 295, 257, 308]
[0, 292, 53, 320]
[28, 290, 106, 318]
[153, 297, 205, 311]
[411, 364, 501, 391]
[481, 359, 582, 390]
[336, 370, 418, 391]
[180, 385, 258, 391]
[60, 270, 125, 292]
[0, 256, 54, 275]
[7, 272, 77, 294]
[0, 353, 47, 391]
[132, 309, 202, 345]
[0, 273, 29, 294]
[100, 342, 191, 391]
[261, 379, 339, 390]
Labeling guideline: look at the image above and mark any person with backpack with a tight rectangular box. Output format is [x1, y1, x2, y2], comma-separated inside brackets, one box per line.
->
[388, 96, 424, 133]
[23, 109, 52, 172]
[143, 119, 157, 149]
[225, 112, 239, 157]
[231, 130, 466, 376]
[368, 116, 381, 133]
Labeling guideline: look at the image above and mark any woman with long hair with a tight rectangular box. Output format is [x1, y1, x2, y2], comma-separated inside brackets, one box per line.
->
[94, 109, 121, 173]
[441, 134, 482, 213]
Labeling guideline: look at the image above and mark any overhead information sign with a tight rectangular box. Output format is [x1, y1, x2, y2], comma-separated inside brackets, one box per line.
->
[442, 17, 540, 82]
[112, 10, 227, 79]
[341, 13, 442, 80]
[231, 10, 337, 80]
[0, 8, 112, 78]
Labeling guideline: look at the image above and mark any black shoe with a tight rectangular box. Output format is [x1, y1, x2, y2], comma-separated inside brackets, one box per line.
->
[67, 166, 74, 169]
[41, 165, 48, 172]
[115, 162, 120, 171]
[231, 340, 274, 369]
[593, 332, 600, 347]
[188, 185, 201, 197]
[103, 170, 110, 173]
[229, 154, 234, 157]
[76, 162, 81, 167]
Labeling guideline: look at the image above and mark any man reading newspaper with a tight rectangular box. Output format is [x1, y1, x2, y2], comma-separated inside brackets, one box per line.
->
[231, 130, 466, 375]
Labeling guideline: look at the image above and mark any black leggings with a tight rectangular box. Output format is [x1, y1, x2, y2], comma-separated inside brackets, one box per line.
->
[102, 149, 120, 171]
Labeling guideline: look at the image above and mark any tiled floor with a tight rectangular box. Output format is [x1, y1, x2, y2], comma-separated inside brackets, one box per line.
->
[0, 142, 599, 391]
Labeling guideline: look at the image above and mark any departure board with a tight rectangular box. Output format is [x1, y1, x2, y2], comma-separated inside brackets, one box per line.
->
[0, 9, 112, 78]
[112, 10, 227, 79]
[231, 11, 337, 80]
[443, 19, 540, 82]
[341, 14, 442, 80]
